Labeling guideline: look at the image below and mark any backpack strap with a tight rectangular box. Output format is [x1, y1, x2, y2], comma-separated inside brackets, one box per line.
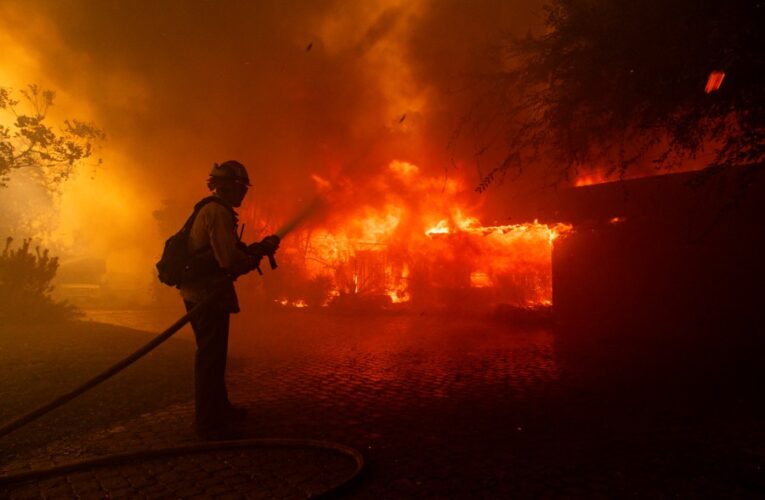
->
[182, 196, 238, 257]
[181, 196, 235, 234]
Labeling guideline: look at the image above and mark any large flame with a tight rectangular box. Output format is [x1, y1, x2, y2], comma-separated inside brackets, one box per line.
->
[0, 2, 560, 311]
[247, 160, 570, 309]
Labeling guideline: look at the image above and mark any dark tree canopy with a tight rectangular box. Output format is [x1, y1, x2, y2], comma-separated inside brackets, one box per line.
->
[0, 85, 104, 190]
[479, 0, 765, 190]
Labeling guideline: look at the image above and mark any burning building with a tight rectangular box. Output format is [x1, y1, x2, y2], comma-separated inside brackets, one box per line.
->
[242, 160, 570, 313]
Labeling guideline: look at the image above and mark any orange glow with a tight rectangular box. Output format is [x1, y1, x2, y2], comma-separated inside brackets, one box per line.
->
[311, 173, 332, 191]
[425, 219, 450, 236]
[276, 298, 309, 308]
[470, 272, 493, 288]
[248, 160, 571, 309]
[705, 71, 725, 93]
[572, 154, 713, 187]
[2, 2, 595, 314]
[388, 160, 420, 178]
[0, 14, 159, 307]
[574, 171, 609, 187]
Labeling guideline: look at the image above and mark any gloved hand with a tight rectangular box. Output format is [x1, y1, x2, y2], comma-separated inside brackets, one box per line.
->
[246, 235, 280, 274]
[259, 234, 280, 254]
[246, 234, 280, 256]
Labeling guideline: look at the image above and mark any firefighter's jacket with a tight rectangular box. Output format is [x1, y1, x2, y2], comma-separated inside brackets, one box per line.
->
[179, 197, 257, 312]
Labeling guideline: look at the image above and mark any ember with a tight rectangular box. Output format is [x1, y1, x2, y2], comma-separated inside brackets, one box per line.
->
[704, 70, 725, 93]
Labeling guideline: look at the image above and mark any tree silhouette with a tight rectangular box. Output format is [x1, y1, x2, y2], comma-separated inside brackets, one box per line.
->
[0, 84, 104, 190]
[0, 85, 104, 319]
[0, 236, 77, 322]
[477, 0, 765, 189]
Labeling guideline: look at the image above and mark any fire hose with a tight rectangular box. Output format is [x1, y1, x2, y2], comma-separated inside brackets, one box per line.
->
[0, 198, 365, 498]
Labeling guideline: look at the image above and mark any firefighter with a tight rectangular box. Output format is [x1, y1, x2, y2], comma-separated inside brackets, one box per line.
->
[180, 160, 278, 440]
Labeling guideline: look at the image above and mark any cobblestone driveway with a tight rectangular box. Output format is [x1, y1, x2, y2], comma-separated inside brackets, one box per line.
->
[2, 310, 763, 498]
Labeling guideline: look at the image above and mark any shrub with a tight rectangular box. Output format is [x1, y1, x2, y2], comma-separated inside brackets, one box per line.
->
[0, 237, 78, 323]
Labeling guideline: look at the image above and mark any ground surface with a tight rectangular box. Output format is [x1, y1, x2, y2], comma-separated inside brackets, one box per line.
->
[1, 309, 764, 498]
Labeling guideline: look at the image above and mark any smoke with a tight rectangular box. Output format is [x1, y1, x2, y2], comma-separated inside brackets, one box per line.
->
[0, 0, 543, 304]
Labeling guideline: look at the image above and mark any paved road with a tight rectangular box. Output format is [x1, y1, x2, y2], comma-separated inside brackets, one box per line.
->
[2, 310, 763, 498]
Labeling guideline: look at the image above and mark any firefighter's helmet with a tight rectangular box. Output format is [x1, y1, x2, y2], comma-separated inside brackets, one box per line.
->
[208, 160, 251, 186]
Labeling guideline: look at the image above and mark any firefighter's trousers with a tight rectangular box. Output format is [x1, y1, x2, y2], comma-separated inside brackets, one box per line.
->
[184, 301, 232, 432]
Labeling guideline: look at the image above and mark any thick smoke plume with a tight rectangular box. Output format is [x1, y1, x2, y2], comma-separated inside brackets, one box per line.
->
[0, 0, 543, 304]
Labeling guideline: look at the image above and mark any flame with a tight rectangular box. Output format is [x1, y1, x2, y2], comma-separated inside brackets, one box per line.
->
[3, 2, 585, 313]
[387, 289, 410, 303]
[386, 263, 410, 303]
[425, 210, 482, 236]
[574, 171, 609, 187]
[276, 298, 309, 308]
[425, 219, 450, 236]
[470, 272, 493, 288]
[388, 160, 419, 178]
[250, 160, 571, 309]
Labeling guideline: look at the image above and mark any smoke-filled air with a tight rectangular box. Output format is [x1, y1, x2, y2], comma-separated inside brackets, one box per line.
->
[1, 0, 553, 311]
[2, 1, 764, 495]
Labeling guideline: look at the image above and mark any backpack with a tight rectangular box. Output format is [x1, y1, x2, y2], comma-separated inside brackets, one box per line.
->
[156, 197, 228, 288]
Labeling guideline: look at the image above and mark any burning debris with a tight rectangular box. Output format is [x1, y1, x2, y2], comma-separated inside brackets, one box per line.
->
[243, 161, 570, 311]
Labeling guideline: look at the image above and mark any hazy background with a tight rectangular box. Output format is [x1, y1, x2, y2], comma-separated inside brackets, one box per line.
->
[0, 0, 547, 306]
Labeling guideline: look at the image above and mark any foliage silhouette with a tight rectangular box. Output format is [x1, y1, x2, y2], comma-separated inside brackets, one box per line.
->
[0, 84, 104, 190]
[477, 0, 765, 189]
[0, 85, 104, 319]
[0, 237, 79, 323]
